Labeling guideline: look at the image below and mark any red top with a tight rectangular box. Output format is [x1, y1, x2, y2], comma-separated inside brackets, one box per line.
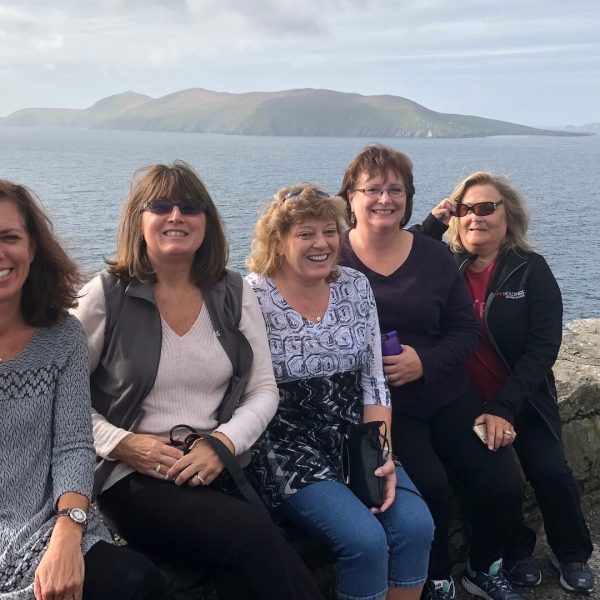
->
[464, 260, 509, 401]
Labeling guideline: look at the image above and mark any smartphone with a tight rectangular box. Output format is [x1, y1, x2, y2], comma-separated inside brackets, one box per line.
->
[472, 424, 488, 444]
[381, 331, 403, 356]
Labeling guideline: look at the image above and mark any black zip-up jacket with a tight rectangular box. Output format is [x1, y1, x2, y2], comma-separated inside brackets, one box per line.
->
[455, 247, 563, 439]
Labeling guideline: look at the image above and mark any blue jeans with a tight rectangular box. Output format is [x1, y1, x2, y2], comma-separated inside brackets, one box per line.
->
[279, 467, 434, 600]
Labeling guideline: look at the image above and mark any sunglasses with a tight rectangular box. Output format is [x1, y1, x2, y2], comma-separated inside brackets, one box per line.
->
[143, 198, 205, 215]
[169, 424, 203, 454]
[283, 186, 330, 202]
[451, 200, 503, 217]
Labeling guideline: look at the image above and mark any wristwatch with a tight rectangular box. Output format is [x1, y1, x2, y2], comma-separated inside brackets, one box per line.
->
[56, 507, 88, 528]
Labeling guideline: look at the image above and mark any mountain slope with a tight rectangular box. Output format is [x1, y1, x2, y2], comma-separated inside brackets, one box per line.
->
[0, 88, 584, 138]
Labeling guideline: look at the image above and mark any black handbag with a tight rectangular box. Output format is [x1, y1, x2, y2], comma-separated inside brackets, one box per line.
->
[341, 420, 389, 508]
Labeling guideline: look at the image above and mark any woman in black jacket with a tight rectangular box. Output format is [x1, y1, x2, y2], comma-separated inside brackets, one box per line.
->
[432, 172, 594, 594]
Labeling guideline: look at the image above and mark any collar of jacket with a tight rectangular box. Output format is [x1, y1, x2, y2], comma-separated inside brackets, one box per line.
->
[455, 247, 529, 294]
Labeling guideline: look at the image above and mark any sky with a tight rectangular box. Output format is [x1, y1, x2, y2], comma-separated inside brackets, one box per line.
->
[1, 0, 599, 127]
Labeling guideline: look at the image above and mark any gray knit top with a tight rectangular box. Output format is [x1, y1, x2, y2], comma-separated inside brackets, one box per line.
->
[0, 316, 112, 599]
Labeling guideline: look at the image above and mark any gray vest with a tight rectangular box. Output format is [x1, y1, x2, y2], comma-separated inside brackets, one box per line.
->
[91, 269, 253, 497]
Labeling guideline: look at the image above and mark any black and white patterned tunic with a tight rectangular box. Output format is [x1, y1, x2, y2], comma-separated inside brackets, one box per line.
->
[246, 267, 390, 509]
[0, 316, 112, 599]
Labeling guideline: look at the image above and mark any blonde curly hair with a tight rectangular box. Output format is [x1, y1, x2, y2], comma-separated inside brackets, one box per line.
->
[246, 183, 347, 280]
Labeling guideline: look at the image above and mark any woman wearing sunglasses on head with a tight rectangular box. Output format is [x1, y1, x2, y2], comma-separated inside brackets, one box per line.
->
[337, 146, 526, 600]
[0, 179, 161, 600]
[246, 184, 434, 600]
[429, 172, 594, 595]
[72, 161, 323, 600]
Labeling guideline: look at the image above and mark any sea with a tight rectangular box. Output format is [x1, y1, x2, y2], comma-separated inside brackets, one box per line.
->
[0, 127, 598, 323]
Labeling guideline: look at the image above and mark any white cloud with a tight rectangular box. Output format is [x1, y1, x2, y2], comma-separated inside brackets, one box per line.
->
[0, 0, 598, 124]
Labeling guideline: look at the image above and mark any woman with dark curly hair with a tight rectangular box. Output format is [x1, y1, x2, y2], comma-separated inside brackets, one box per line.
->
[0, 179, 161, 600]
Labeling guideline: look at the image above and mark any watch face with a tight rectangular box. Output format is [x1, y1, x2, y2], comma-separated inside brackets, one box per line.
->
[70, 508, 87, 524]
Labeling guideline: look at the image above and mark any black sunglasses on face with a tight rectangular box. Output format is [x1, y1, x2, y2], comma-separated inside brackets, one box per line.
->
[451, 200, 503, 217]
[283, 186, 330, 202]
[143, 199, 205, 215]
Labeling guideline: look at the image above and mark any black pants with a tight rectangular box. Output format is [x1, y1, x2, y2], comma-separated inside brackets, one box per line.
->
[392, 387, 524, 580]
[83, 541, 164, 600]
[505, 405, 593, 563]
[98, 473, 323, 600]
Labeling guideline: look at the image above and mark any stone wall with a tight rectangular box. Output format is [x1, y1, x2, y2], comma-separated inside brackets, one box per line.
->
[551, 319, 600, 510]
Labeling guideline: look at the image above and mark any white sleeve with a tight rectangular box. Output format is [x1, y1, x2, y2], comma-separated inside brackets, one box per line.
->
[359, 274, 391, 407]
[70, 275, 107, 373]
[214, 279, 279, 455]
[71, 274, 132, 459]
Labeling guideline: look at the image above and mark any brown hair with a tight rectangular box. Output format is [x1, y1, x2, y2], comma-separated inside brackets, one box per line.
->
[0, 179, 81, 326]
[246, 183, 347, 280]
[338, 144, 415, 227]
[107, 160, 228, 286]
[446, 172, 534, 254]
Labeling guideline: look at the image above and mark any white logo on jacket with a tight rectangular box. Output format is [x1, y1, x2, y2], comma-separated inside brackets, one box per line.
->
[496, 290, 525, 299]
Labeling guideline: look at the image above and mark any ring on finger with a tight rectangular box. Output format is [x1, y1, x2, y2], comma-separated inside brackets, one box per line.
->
[155, 463, 161, 473]
[503, 430, 514, 436]
[196, 473, 206, 485]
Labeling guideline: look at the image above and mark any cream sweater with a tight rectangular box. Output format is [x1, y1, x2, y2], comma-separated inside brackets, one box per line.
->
[72, 275, 279, 491]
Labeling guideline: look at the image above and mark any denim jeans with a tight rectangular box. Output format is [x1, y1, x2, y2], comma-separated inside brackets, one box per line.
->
[279, 466, 434, 600]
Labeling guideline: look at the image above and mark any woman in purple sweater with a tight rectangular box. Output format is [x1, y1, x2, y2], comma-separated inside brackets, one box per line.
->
[338, 145, 525, 600]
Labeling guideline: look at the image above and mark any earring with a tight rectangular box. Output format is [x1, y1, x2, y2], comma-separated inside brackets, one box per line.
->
[350, 211, 356, 225]
[277, 254, 283, 266]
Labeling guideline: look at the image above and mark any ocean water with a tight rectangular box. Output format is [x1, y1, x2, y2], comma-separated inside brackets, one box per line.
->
[0, 127, 598, 323]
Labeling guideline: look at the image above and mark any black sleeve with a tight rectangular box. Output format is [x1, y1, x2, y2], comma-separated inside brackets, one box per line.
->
[410, 213, 448, 240]
[484, 255, 562, 423]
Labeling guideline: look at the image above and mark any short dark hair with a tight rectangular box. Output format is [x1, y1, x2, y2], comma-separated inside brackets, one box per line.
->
[0, 179, 80, 326]
[107, 160, 229, 287]
[338, 144, 415, 227]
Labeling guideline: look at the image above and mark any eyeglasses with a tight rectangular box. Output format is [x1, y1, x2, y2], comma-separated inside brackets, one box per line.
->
[283, 186, 330, 202]
[169, 424, 202, 454]
[451, 200, 503, 217]
[143, 199, 205, 215]
[353, 186, 406, 198]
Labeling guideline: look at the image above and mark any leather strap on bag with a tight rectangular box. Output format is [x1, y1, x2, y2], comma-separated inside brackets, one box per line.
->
[203, 434, 269, 515]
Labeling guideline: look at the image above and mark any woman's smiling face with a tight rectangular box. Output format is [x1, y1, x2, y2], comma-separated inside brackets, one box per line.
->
[348, 169, 407, 232]
[0, 199, 35, 308]
[458, 183, 508, 256]
[280, 218, 340, 284]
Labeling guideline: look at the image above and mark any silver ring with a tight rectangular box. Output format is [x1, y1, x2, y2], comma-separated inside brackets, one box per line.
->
[503, 430, 513, 436]
[196, 473, 206, 485]
[155, 463, 161, 473]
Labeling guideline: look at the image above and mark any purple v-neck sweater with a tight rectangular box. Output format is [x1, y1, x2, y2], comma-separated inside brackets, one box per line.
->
[340, 231, 480, 419]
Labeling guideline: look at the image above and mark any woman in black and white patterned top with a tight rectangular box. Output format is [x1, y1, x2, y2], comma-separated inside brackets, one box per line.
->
[0, 179, 161, 600]
[246, 184, 434, 600]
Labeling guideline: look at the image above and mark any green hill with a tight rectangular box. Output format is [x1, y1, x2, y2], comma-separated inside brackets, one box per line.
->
[0, 88, 585, 138]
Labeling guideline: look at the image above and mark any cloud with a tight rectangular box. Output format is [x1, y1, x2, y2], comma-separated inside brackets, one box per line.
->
[0, 0, 598, 124]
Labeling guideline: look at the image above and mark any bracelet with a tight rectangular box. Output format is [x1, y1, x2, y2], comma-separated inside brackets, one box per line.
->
[187, 436, 204, 452]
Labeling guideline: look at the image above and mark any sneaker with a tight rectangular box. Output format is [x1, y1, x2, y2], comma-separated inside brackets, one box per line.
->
[462, 558, 523, 599]
[422, 578, 456, 599]
[503, 556, 542, 586]
[549, 554, 595, 594]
